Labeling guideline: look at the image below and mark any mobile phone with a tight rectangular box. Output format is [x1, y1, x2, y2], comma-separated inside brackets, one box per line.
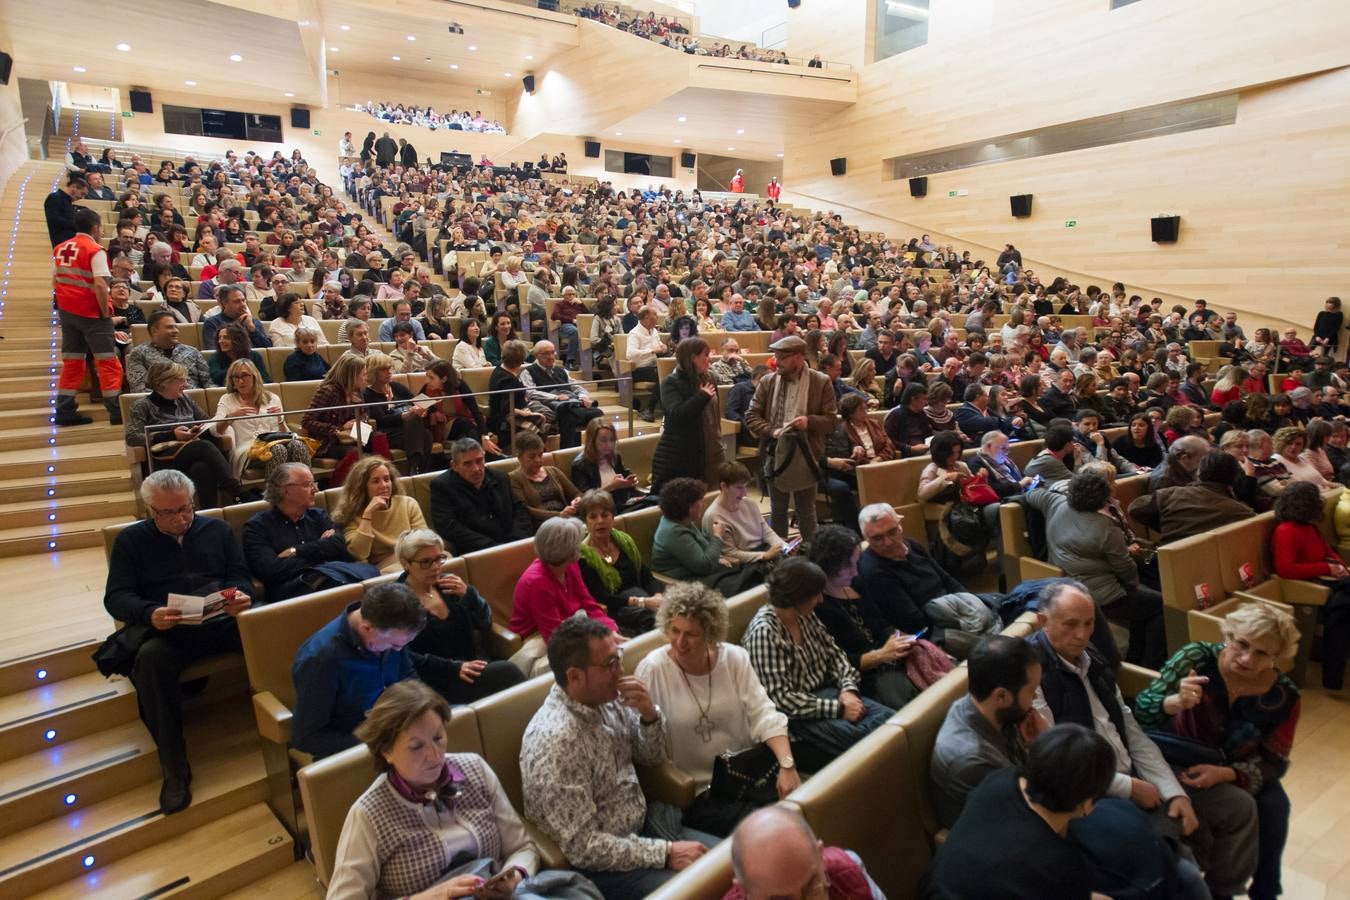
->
[782, 537, 802, 554]
[911, 627, 929, 641]
[476, 869, 515, 895]
[1027, 475, 1042, 490]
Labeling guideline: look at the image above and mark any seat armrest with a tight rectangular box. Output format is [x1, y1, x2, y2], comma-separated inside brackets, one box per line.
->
[526, 823, 567, 869]
[638, 761, 698, 810]
[252, 690, 293, 745]
[488, 623, 523, 659]
[1280, 578, 1331, 606]
[720, 418, 740, 436]
[1117, 663, 1159, 701]
[652, 571, 678, 586]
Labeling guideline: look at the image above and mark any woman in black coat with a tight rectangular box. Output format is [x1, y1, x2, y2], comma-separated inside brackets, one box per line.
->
[651, 338, 724, 492]
[571, 419, 653, 510]
[359, 131, 376, 165]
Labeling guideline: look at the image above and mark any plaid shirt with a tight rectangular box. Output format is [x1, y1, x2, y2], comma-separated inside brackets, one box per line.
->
[742, 605, 861, 720]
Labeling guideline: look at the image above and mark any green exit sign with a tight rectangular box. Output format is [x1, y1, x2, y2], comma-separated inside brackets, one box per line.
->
[1065, 219, 1077, 228]
[120, 111, 134, 118]
[948, 190, 958, 198]
[312, 129, 322, 136]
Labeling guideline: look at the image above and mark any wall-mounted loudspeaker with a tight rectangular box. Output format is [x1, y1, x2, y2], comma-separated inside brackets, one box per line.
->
[1151, 216, 1181, 243]
[584, 140, 601, 158]
[1010, 194, 1033, 217]
[829, 157, 846, 176]
[522, 74, 535, 93]
[290, 108, 310, 129]
[0, 52, 12, 87]
[129, 90, 154, 114]
[788, 0, 801, 7]
[680, 151, 696, 168]
[909, 177, 928, 198]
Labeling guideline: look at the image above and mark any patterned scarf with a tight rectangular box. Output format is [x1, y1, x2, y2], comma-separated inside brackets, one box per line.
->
[386, 758, 466, 810]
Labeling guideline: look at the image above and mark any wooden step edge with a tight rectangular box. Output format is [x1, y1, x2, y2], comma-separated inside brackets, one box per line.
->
[215, 858, 321, 900]
[0, 690, 139, 767]
[0, 641, 102, 696]
[25, 799, 287, 900]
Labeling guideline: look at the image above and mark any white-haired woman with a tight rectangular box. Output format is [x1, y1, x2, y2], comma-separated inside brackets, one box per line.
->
[1135, 603, 1301, 900]
[635, 582, 798, 837]
[395, 529, 528, 700]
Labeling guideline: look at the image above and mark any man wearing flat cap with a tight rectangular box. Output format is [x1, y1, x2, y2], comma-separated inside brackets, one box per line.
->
[746, 335, 838, 540]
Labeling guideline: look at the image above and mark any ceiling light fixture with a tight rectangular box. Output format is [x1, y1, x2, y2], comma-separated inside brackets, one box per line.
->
[340, 24, 350, 30]
[777, 152, 784, 158]
[525, 55, 534, 60]
[449, 64, 459, 69]
[468, 45, 477, 51]
[184, 80, 197, 86]
[615, 132, 623, 136]
[677, 116, 687, 122]
[728, 147, 735, 151]
[229, 53, 243, 62]
[391, 55, 401, 61]
[504, 72, 512, 77]
[116, 43, 131, 52]
[72, 66, 86, 73]
[284, 91, 295, 97]
[330, 47, 340, 52]
[736, 128, 745, 134]
[407, 35, 416, 41]
[674, 139, 681, 143]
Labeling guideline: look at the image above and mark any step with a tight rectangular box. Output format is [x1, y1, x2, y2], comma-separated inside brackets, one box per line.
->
[0, 424, 123, 451]
[0, 375, 61, 392]
[29, 803, 292, 900]
[216, 859, 321, 899]
[0, 441, 130, 479]
[0, 514, 134, 556]
[0, 700, 269, 894]
[0, 641, 100, 697]
[0, 470, 131, 503]
[0, 670, 137, 763]
[0, 495, 135, 528]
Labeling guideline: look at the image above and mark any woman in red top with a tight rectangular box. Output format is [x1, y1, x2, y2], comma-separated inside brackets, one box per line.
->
[1271, 481, 1350, 689]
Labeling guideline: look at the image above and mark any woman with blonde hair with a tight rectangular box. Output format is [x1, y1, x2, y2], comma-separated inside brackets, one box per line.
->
[302, 351, 368, 458]
[327, 680, 541, 898]
[1135, 603, 1301, 900]
[848, 357, 884, 404]
[210, 358, 310, 477]
[334, 455, 427, 572]
[363, 352, 434, 475]
[417, 294, 455, 341]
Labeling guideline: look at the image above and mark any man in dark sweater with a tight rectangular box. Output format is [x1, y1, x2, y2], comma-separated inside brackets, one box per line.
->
[103, 470, 255, 814]
[430, 437, 531, 554]
[520, 340, 603, 448]
[44, 172, 87, 247]
[241, 463, 360, 602]
[290, 582, 423, 759]
[855, 503, 979, 656]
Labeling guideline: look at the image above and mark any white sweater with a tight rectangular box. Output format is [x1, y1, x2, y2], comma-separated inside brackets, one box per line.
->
[635, 644, 788, 790]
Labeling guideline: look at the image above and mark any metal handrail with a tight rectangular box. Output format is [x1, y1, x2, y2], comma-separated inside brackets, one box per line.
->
[139, 374, 643, 475]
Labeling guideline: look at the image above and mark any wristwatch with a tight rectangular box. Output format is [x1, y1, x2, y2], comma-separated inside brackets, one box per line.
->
[640, 704, 662, 726]
[778, 756, 795, 770]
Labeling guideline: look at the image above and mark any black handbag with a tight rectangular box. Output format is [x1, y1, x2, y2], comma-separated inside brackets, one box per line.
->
[709, 743, 780, 805]
[1146, 731, 1225, 769]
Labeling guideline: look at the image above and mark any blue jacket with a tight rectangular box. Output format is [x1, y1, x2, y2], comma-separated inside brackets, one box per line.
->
[291, 601, 416, 758]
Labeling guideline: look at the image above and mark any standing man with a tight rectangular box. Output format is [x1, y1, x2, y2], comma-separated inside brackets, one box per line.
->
[53, 207, 122, 426]
[45, 172, 87, 247]
[765, 177, 782, 204]
[745, 335, 837, 540]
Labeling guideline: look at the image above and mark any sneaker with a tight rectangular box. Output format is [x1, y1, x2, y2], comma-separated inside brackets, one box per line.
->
[54, 413, 93, 427]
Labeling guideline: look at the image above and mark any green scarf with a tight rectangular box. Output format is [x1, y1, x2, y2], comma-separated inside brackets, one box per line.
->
[579, 529, 642, 593]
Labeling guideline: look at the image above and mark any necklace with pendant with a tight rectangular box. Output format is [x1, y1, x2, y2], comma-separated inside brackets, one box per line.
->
[678, 649, 716, 742]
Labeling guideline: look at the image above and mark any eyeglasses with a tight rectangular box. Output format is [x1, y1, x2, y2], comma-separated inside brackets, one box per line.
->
[412, 554, 451, 569]
[866, 524, 904, 543]
[589, 646, 624, 672]
[148, 503, 193, 519]
[286, 480, 318, 491]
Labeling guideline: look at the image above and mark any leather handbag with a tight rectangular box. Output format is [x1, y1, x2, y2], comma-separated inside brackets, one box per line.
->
[1146, 731, 1225, 769]
[709, 743, 780, 805]
[959, 471, 1000, 506]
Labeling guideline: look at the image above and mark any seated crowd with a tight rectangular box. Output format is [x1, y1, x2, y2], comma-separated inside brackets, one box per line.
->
[84, 139, 1342, 900]
[574, 3, 809, 66]
[356, 103, 508, 134]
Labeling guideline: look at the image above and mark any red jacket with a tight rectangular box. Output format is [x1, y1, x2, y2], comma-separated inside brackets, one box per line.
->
[1271, 520, 1339, 580]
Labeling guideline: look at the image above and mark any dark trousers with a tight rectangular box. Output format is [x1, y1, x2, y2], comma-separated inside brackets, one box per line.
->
[1250, 779, 1291, 900]
[821, 475, 860, 533]
[631, 365, 659, 412]
[556, 403, 604, 448]
[787, 687, 893, 773]
[131, 623, 243, 774]
[1103, 584, 1167, 669]
[165, 440, 239, 507]
[575, 801, 716, 899]
[1321, 591, 1350, 689]
[429, 660, 526, 705]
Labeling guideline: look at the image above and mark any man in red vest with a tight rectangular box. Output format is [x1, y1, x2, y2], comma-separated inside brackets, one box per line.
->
[53, 207, 123, 426]
[729, 168, 745, 193]
[766, 176, 782, 203]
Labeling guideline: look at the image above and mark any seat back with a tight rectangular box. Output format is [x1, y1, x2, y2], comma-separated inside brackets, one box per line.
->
[1211, 513, 1276, 594]
[620, 628, 668, 674]
[237, 583, 366, 710]
[788, 725, 932, 899]
[222, 499, 271, 539]
[889, 666, 970, 840]
[1113, 474, 1152, 537]
[618, 432, 660, 486]
[615, 505, 663, 566]
[857, 457, 926, 508]
[463, 539, 538, 626]
[726, 585, 769, 644]
[470, 675, 553, 812]
[644, 840, 735, 900]
[1157, 533, 1226, 612]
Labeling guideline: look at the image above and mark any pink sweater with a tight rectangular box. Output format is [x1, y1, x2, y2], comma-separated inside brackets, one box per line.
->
[509, 559, 616, 641]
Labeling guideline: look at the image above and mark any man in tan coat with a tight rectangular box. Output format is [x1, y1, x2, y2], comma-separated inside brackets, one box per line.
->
[745, 335, 838, 539]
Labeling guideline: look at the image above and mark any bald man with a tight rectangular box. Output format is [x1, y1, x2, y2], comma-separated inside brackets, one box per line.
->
[727, 806, 884, 899]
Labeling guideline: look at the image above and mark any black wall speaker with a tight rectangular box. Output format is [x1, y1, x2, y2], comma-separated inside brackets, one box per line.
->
[129, 90, 154, 114]
[0, 52, 12, 87]
[788, 0, 801, 7]
[290, 107, 310, 129]
[1151, 216, 1181, 243]
[829, 157, 846, 176]
[1010, 194, 1033, 217]
[522, 74, 535, 93]
[584, 140, 601, 158]
[680, 151, 695, 168]
[909, 177, 928, 198]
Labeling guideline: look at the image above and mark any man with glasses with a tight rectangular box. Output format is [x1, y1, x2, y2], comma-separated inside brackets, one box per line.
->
[242, 463, 364, 601]
[728, 806, 885, 900]
[855, 503, 987, 658]
[522, 615, 714, 897]
[103, 469, 255, 814]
